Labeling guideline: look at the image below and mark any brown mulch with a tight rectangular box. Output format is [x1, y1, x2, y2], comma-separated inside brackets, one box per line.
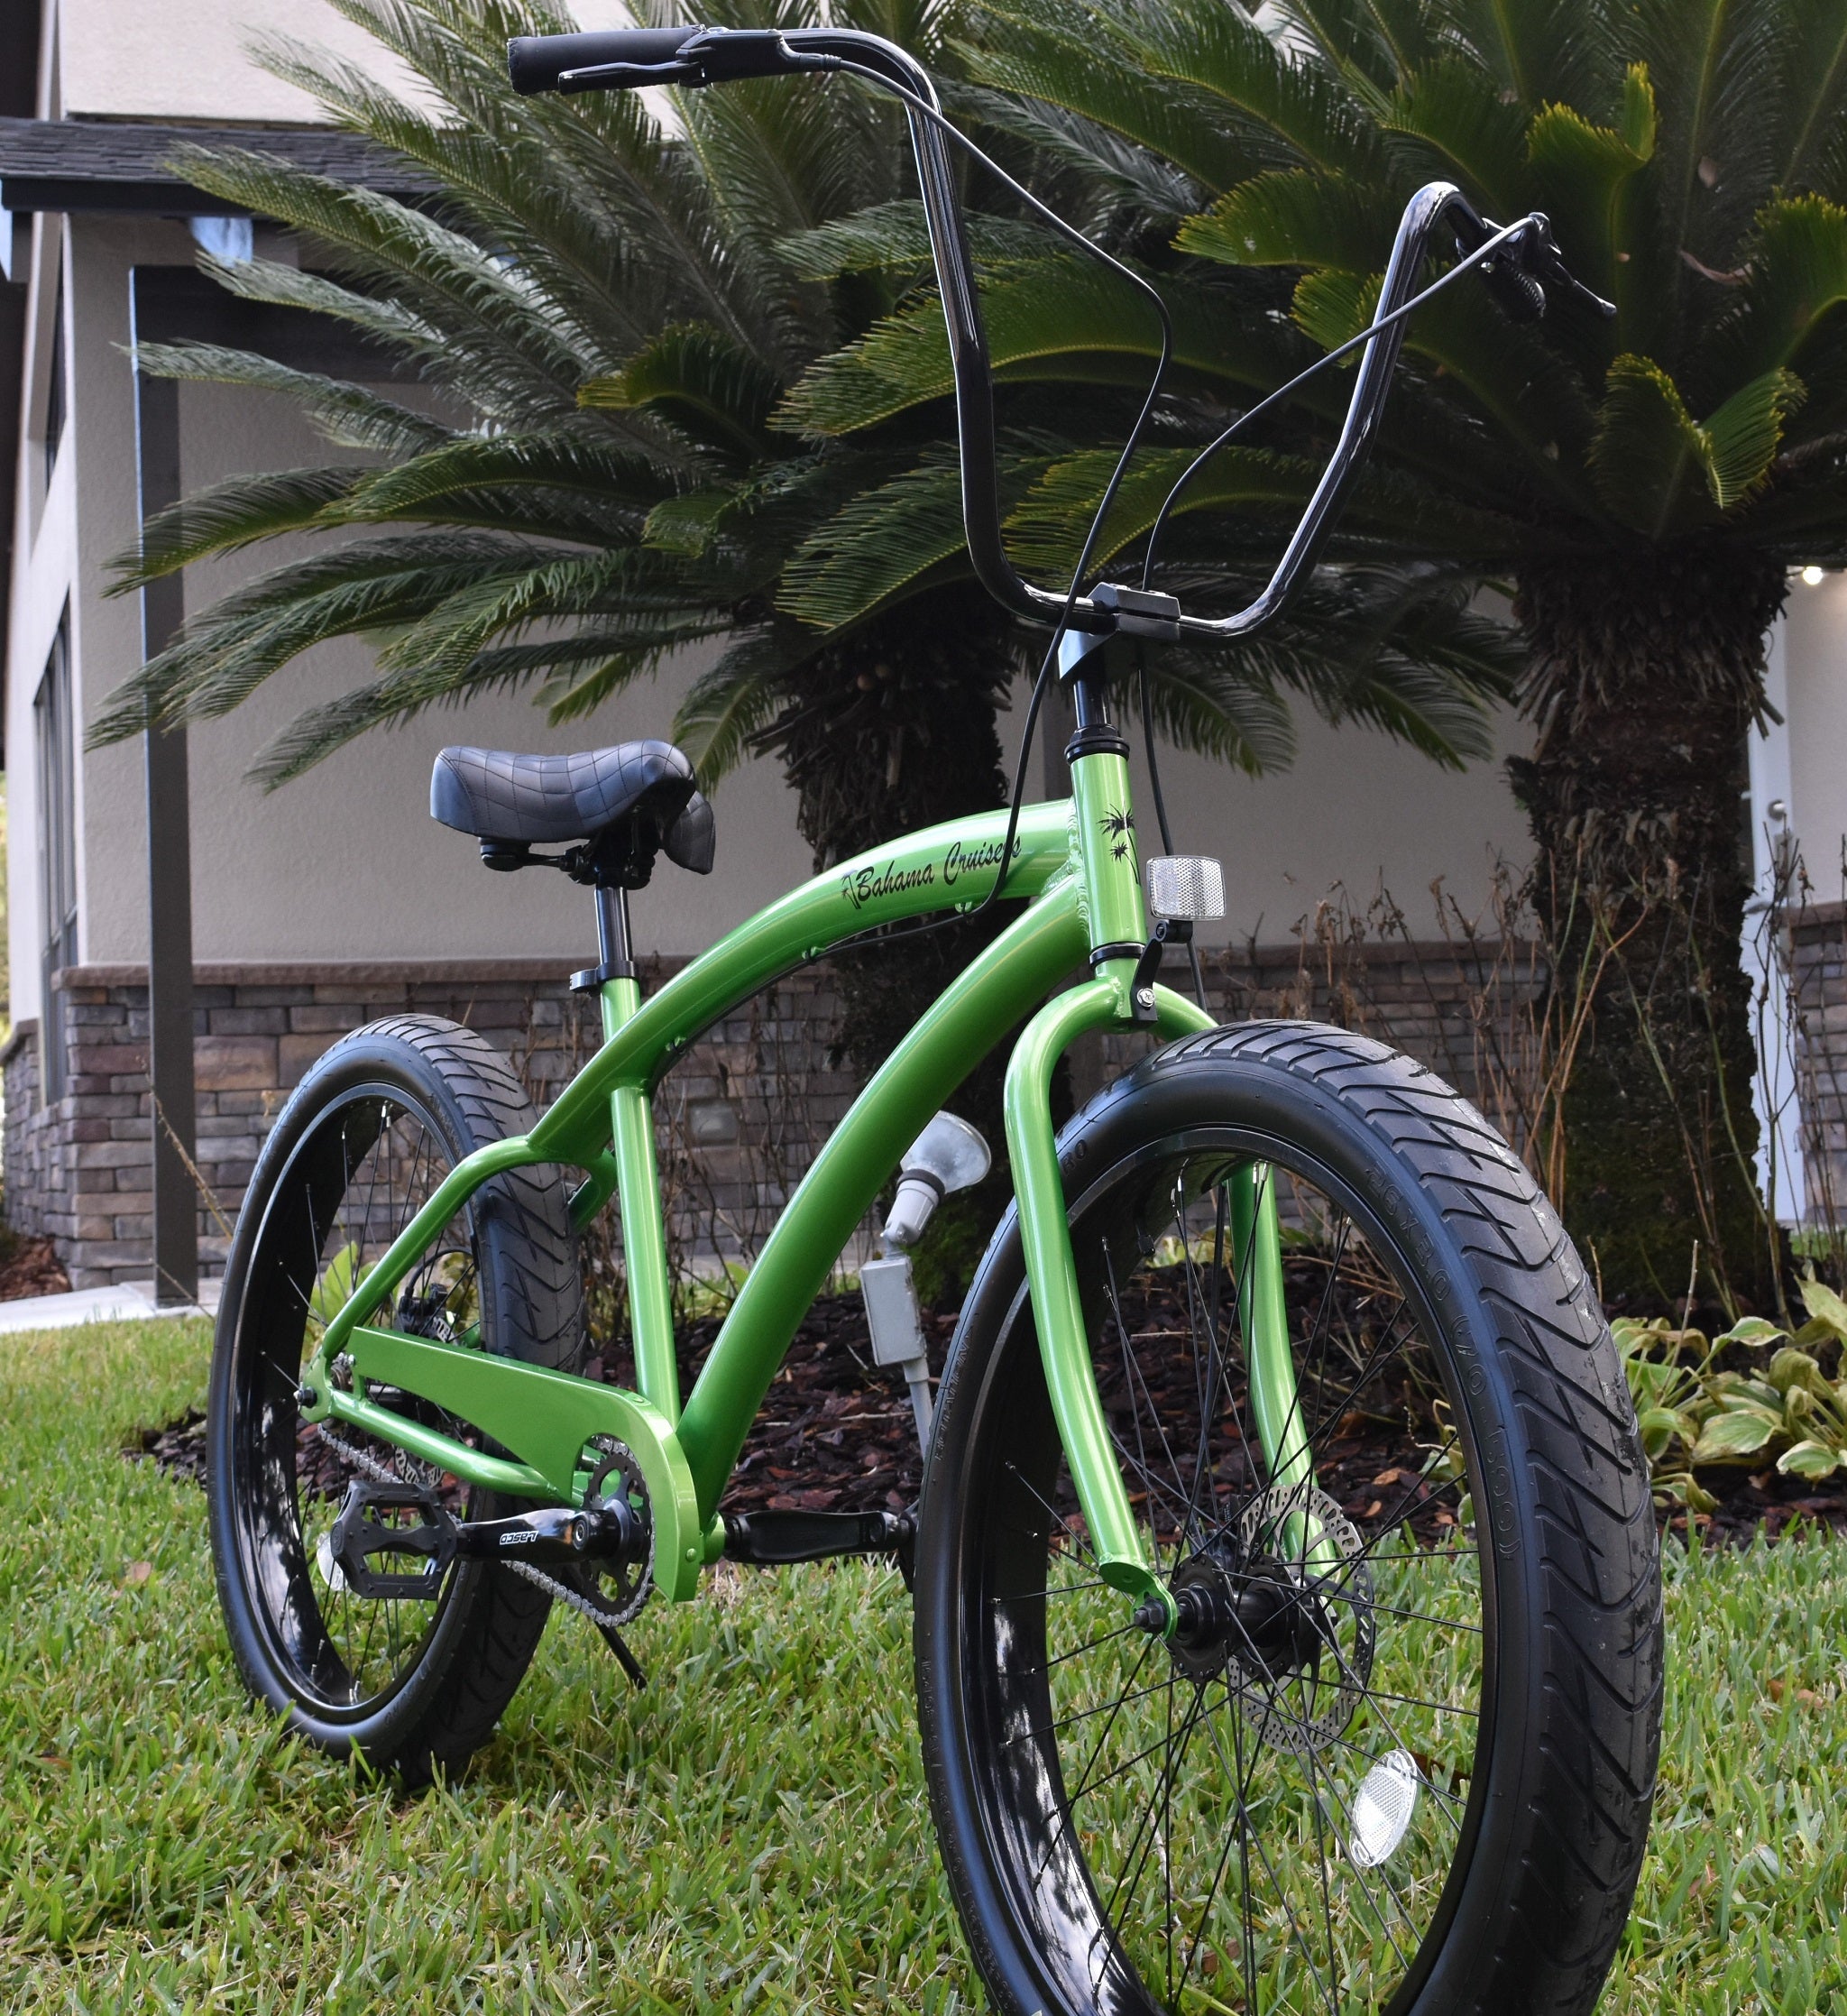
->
[593, 1293, 953, 1519]
[1669, 1467, 1847, 1545]
[124, 1283, 1847, 1545]
[0, 1235, 71, 1302]
[133, 1406, 208, 1484]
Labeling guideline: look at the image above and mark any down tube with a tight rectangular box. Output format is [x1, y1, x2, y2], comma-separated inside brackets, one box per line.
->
[674, 882, 1089, 1522]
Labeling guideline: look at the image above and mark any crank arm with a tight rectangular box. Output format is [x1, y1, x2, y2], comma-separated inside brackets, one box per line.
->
[722, 1507, 914, 1566]
[330, 1489, 648, 1593]
[451, 1502, 640, 1565]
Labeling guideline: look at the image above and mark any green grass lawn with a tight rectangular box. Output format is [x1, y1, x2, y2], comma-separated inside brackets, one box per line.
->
[1, 1320, 1842, 2014]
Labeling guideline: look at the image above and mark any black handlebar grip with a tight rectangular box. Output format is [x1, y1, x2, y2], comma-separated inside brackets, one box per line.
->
[507, 27, 699, 94]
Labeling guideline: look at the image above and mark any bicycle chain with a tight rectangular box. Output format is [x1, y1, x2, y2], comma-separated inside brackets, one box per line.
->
[314, 1424, 648, 1631]
[316, 1425, 407, 1487]
[500, 1554, 632, 1625]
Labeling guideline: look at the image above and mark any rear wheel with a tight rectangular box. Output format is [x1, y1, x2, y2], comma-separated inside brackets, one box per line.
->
[207, 1016, 584, 1782]
[916, 1022, 1661, 2016]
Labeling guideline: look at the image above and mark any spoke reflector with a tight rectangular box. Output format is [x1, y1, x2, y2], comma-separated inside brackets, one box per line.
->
[1348, 1749, 1420, 1868]
[315, 1529, 350, 1594]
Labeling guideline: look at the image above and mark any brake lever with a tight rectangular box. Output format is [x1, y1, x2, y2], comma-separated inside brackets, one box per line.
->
[1523, 215, 1617, 318]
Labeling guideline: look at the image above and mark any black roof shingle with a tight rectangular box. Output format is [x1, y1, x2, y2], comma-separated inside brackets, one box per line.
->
[0, 116, 438, 214]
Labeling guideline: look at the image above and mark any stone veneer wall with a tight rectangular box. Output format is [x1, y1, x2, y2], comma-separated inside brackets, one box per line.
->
[1, 960, 849, 1289]
[1088, 934, 1547, 1135]
[2, 938, 1541, 1289]
[1787, 901, 1847, 1222]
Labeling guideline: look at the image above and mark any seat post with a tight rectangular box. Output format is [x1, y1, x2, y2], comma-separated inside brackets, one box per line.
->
[584, 879, 681, 1422]
[594, 883, 635, 981]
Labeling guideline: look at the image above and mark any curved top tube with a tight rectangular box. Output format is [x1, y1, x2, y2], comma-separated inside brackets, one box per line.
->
[528, 796, 1076, 1168]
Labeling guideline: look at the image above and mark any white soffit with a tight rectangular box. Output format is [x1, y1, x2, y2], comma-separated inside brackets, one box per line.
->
[58, 0, 426, 124]
[57, 0, 642, 127]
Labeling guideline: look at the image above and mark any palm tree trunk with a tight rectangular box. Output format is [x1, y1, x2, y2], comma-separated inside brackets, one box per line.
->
[1510, 545, 1786, 1312]
[763, 587, 1020, 1300]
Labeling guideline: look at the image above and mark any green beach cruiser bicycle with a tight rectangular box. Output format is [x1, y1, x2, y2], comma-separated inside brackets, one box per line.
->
[206, 24, 1664, 2016]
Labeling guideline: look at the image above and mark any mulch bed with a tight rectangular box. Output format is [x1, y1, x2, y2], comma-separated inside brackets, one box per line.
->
[125, 1284, 1847, 1544]
[1672, 1468, 1847, 1544]
[590, 1294, 951, 1518]
[0, 1236, 70, 1303]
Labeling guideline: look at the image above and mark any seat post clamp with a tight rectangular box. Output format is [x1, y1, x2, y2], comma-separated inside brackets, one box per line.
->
[570, 957, 634, 994]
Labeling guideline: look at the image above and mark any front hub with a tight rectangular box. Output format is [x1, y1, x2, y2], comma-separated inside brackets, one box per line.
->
[1166, 1547, 1331, 1681]
[1156, 1487, 1379, 1755]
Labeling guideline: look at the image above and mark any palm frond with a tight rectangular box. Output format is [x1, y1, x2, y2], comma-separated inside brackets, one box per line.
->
[87, 537, 568, 742]
[779, 447, 983, 626]
[779, 198, 1054, 278]
[108, 467, 369, 587]
[1381, 57, 1531, 216]
[673, 628, 805, 785]
[578, 322, 785, 462]
[779, 256, 1297, 436]
[126, 341, 453, 456]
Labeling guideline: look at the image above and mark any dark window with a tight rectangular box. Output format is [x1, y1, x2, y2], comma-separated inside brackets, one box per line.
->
[41, 268, 64, 489]
[35, 615, 76, 1104]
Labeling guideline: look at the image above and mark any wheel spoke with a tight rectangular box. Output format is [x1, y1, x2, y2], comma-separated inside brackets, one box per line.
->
[977, 1134, 1498, 2016]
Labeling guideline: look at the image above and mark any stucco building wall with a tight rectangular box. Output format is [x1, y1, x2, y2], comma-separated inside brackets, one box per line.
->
[16, 0, 1847, 1291]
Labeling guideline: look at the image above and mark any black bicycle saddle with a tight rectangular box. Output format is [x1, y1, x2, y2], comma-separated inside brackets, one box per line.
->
[430, 741, 714, 875]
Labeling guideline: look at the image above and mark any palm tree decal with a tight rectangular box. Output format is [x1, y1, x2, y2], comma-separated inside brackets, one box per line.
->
[1100, 808, 1136, 871]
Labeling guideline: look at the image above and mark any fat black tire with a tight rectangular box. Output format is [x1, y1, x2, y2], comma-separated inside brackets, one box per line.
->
[915, 1021, 1663, 2015]
[207, 1016, 584, 1783]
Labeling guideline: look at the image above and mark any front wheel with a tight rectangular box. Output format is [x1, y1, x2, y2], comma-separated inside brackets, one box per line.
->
[916, 1021, 1661, 2016]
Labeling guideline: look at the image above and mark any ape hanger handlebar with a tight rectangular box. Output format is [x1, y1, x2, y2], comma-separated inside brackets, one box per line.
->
[509, 24, 1612, 648]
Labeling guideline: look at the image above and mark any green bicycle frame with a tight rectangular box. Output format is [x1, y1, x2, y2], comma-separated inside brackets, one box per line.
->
[296, 747, 1305, 1621]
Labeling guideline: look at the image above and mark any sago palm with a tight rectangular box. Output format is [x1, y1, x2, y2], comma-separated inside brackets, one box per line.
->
[94, 0, 1043, 1165]
[95, 0, 1517, 1279]
[791, 0, 1847, 1304]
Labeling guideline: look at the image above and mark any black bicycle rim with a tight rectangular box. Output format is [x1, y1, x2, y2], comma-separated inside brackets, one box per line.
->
[226, 1082, 487, 1721]
[955, 1127, 1498, 2015]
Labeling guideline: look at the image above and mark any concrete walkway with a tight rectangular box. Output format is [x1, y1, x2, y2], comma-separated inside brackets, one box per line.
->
[0, 1277, 220, 1335]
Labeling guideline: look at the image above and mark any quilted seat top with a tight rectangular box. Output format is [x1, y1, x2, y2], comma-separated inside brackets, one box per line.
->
[430, 741, 694, 846]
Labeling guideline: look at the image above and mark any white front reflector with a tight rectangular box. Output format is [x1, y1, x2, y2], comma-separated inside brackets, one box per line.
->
[1348, 1749, 1420, 1869]
[1145, 855, 1227, 920]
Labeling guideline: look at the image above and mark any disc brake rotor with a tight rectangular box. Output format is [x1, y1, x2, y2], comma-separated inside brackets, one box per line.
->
[1229, 1483, 1376, 1756]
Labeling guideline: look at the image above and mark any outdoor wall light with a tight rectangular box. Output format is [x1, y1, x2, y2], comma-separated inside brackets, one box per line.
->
[1801, 565, 1826, 586]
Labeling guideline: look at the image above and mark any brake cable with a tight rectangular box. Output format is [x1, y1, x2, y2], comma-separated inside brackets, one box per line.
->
[1128, 209, 1537, 1006]
[767, 51, 1540, 971]
[780, 53, 1174, 959]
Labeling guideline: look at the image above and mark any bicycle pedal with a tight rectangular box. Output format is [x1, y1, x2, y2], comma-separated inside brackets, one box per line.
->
[329, 1481, 457, 1599]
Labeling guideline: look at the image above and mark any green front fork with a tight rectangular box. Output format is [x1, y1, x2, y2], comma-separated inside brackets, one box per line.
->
[1002, 983, 1310, 1625]
[1004, 743, 1314, 1626]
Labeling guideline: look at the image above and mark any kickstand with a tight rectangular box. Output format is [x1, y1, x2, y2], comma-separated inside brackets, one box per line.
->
[592, 1616, 648, 1690]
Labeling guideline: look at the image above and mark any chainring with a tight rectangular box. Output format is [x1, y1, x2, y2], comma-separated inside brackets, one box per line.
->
[580, 1437, 653, 1626]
